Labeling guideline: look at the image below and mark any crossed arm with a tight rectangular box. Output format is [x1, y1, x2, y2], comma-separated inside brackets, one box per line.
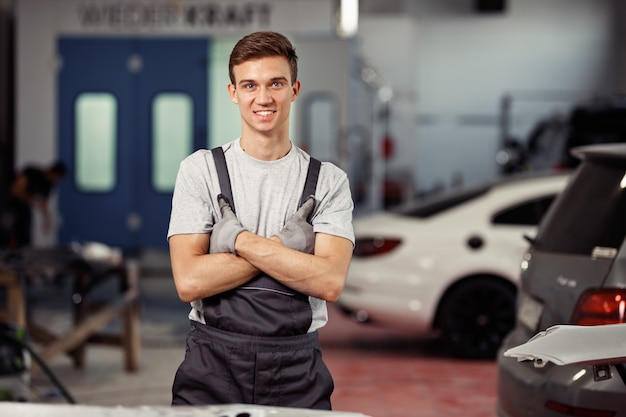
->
[170, 195, 353, 303]
[169, 230, 353, 303]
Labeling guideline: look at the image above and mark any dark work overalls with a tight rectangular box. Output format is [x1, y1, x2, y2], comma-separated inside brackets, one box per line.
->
[171, 147, 334, 409]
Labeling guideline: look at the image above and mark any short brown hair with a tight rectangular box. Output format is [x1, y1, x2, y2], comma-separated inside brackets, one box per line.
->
[228, 31, 298, 85]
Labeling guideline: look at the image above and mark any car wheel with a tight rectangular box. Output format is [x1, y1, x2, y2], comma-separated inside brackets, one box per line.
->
[438, 277, 516, 359]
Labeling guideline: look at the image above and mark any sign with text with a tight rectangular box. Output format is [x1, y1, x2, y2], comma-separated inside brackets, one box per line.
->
[56, 0, 335, 36]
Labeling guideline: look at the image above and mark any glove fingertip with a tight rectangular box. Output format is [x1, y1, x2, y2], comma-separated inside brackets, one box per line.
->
[298, 195, 316, 220]
[217, 194, 229, 204]
[303, 195, 315, 208]
[216, 194, 233, 216]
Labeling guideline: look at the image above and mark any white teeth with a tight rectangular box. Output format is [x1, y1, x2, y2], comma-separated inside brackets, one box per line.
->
[256, 111, 273, 116]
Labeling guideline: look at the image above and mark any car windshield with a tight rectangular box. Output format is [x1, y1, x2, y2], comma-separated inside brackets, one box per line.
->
[535, 158, 626, 254]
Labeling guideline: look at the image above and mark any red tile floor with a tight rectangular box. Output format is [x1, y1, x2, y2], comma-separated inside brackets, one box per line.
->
[320, 305, 499, 417]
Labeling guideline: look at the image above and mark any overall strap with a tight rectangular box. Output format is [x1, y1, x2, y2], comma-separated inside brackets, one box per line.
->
[211, 146, 321, 211]
[211, 146, 236, 214]
[300, 157, 321, 207]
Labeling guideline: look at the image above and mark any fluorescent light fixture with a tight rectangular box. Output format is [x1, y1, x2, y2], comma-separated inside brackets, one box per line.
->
[337, 0, 358, 38]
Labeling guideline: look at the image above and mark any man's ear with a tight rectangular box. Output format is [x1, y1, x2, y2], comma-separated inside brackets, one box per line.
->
[228, 83, 238, 104]
[291, 80, 301, 102]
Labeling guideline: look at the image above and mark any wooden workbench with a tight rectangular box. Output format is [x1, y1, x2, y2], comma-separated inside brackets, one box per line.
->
[0, 249, 141, 372]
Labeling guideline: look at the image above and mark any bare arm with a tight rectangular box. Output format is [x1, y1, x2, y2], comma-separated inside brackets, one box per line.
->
[235, 231, 353, 302]
[169, 233, 260, 302]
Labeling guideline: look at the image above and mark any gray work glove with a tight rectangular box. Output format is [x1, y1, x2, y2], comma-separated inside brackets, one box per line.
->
[209, 194, 246, 254]
[274, 196, 316, 254]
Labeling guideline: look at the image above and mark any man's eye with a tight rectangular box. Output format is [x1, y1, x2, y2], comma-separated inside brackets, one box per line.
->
[245, 84, 255, 89]
[272, 82, 283, 87]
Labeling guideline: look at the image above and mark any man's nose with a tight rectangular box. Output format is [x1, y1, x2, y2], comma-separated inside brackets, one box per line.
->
[257, 87, 272, 103]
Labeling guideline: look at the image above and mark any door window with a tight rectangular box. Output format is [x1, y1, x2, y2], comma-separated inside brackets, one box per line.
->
[152, 93, 193, 192]
[75, 92, 117, 192]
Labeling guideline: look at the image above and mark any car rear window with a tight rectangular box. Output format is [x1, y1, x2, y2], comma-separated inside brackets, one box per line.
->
[491, 195, 556, 226]
[536, 158, 626, 254]
[391, 185, 490, 218]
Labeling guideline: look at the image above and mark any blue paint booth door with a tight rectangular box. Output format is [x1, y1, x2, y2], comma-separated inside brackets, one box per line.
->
[58, 38, 208, 251]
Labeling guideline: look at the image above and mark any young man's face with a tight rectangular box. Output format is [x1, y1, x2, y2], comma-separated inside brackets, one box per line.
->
[228, 55, 300, 139]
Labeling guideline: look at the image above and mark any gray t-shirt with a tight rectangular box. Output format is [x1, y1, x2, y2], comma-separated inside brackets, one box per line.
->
[167, 138, 355, 331]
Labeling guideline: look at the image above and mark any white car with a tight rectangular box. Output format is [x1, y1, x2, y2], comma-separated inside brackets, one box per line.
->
[338, 172, 570, 359]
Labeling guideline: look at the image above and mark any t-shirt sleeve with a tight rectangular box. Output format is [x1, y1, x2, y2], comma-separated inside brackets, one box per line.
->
[312, 164, 355, 245]
[167, 152, 216, 240]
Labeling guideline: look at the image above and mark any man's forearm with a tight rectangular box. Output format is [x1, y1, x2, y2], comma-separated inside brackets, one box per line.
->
[234, 231, 350, 302]
[169, 234, 260, 302]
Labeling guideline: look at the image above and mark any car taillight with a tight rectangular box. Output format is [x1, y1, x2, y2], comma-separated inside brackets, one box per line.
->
[570, 288, 626, 326]
[353, 237, 402, 257]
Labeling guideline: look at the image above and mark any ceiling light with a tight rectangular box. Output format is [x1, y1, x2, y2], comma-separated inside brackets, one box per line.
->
[337, 0, 358, 38]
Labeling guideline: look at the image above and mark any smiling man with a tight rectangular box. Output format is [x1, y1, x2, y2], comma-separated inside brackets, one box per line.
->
[167, 31, 355, 409]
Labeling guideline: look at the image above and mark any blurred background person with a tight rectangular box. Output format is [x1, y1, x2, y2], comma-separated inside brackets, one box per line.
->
[2, 160, 67, 249]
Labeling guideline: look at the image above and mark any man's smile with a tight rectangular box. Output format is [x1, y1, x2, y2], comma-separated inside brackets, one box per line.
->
[254, 110, 276, 117]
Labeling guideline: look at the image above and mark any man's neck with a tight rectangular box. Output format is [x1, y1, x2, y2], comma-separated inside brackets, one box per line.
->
[240, 134, 292, 161]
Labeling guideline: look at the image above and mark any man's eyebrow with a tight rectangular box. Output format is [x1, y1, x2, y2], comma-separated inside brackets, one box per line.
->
[238, 76, 289, 86]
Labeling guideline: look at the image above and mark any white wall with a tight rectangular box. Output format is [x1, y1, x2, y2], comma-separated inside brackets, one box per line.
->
[15, 0, 59, 167]
[358, 0, 621, 195]
[295, 36, 353, 168]
[358, 17, 418, 199]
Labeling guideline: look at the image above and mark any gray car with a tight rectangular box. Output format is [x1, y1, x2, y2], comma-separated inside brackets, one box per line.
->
[497, 143, 626, 417]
